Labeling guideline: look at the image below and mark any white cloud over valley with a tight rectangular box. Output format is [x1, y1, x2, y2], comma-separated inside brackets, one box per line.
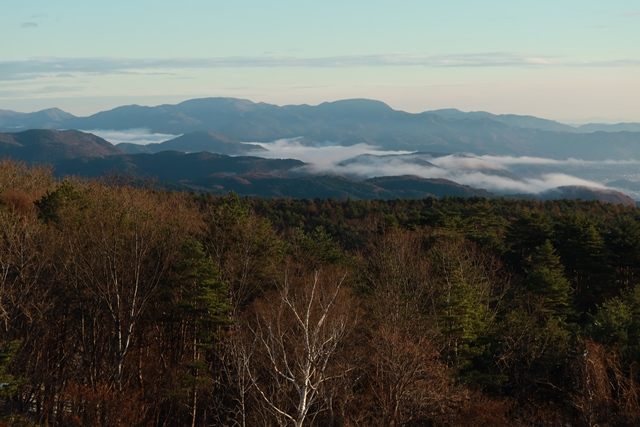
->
[252, 138, 636, 195]
[83, 129, 179, 145]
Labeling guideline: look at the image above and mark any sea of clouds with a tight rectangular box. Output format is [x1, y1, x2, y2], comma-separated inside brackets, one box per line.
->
[247, 138, 640, 196]
[84, 130, 640, 198]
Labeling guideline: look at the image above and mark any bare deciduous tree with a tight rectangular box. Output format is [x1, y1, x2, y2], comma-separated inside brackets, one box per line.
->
[366, 324, 465, 426]
[358, 229, 481, 426]
[571, 339, 640, 426]
[0, 209, 49, 332]
[243, 270, 355, 427]
[60, 184, 201, 390]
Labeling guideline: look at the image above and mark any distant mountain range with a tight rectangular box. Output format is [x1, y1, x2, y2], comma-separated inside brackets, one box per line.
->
[0, 128, 635, 205]
[1, 98, 640, 159]
[576, 123, 640, 133]
[429, 109, 640, 133]
[0, 108, 75, 130]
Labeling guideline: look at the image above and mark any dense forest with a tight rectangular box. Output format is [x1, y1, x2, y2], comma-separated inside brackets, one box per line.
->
[1, 159, 640, 426]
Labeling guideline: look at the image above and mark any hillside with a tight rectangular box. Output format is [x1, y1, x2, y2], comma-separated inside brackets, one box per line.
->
[54, 151, 304, 182]
[50, 151, 494, 199]
[190, 174, 491, 199]
[538, 185, 636, 206]
[49, 153, 631, 203]
[0, 129, 120, 162]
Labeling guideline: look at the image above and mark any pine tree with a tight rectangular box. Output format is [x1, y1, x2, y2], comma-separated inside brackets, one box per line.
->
[505, 211, 553, 272]
[525, 240, 573, 320]
[606, 216, 640, 290]
[429, 237, 495, 376]
[173, 238, 230, 426]
[554, 215, 612, 311]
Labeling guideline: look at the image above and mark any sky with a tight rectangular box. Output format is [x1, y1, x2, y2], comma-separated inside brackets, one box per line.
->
[1, 0, 639, 122]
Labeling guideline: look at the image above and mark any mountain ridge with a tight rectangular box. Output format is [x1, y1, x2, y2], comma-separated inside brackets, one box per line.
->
[2, 98, 637, 132]
[0, 129, 120, 162]
[1, 98, 639, 158]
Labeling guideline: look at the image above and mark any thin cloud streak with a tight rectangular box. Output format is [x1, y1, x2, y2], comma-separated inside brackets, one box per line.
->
[433, 154, 640, 169]
[1, 53, 639, 81]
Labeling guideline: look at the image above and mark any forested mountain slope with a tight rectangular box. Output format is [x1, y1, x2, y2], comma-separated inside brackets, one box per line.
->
[1, 160, 640, 425]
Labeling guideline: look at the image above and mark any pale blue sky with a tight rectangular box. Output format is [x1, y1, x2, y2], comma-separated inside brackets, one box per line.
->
[1, 0, 639, 122]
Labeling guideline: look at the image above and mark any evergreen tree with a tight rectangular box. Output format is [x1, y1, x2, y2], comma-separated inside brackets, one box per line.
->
[34, 180, 85, 223]
[554, 215, 612, 311]
[176, 238, 230, 343]
[172, 239, 230, 425]
[428, 237, 496, 378]
[505, 211, 553, 272]
[525, 240, 573, 320]
[590, 284, 640, 362]
[606, 216, 640, 290]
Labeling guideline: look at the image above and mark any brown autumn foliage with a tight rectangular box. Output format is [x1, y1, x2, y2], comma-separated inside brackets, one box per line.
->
[238, 268, 357, 426]
[1, 160, 640, 425]
[571, 339, 640, 426]
[0, 160, 54, 200]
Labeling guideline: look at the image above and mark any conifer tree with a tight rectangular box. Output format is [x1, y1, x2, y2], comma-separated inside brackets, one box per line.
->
[505, 211, 553, 272]
[554, 215, 612, 310]
[525, 240, 573, 320]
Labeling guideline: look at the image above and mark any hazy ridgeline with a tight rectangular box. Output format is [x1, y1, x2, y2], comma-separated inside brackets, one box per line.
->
[1, 160, 640, 426]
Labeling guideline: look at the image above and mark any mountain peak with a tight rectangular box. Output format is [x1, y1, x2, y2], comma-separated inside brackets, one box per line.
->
[176, 97, 259, 112]
[34, 108, 76, 120]
[318, 98, 393, 112]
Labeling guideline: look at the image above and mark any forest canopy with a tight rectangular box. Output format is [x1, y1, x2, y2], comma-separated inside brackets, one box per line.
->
[1, 159, 640, 426]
